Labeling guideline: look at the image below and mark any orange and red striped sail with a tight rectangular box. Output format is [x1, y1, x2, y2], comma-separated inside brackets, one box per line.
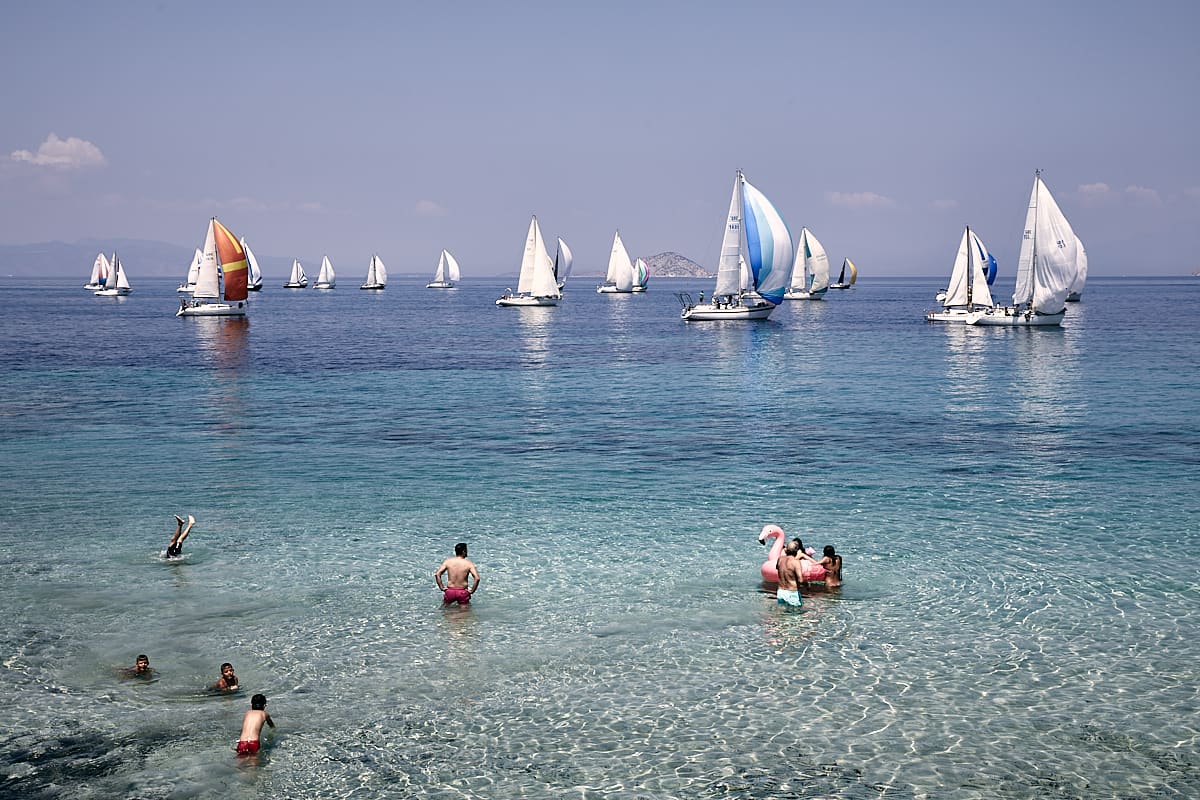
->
[213, 218, 248, 301]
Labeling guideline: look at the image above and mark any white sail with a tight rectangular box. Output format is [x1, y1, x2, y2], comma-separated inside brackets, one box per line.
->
[605, 231, 635, 291]
[555, 238, 573, 286]
[713, 174, 745, 298]
[87, 252, 110, 287]
[242, 237, 263, 289]
[112, 254, 131, 290]
[444, 250, 461, 281]
[1028, 177, 1076, 314]
[186, 248, 203, 285]
[194, 221, 221, 299]
[287, 259, 307, 286]
[316, 255, 336, 288]
[516, 217, 559, 297]
[633, 257, 649, 290]
[1068, 235, 1087, 299]
[362, 254, 387, 288]
[789, 227, 830, 293]
[431, 249, 460, 284]
[942, 227, 995, 309]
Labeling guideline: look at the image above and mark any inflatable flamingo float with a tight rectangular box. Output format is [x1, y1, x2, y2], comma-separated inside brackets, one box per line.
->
[759, 524, 826, 583]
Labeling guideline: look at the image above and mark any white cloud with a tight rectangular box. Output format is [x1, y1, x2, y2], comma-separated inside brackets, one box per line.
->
[415, 199, 447, 217]
[827, 191, 894, 209]
[10, 133, 106, 170]
[1077, 182, 1115, 206]
[1124, 185, 1163, 206]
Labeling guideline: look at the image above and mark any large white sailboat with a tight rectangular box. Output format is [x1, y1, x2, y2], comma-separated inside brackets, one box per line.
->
[597, 230, 635, 293]
[177, 218, 249, 317]
[926, 226, 995, 322]
[496, 216, 562, 306]
[84, 252, 111, 290]
[177, 248, 203, 293]
[243, 237, 263, 291]
[360, 254, 387, 290]
[967, 172, 1077, 327]
[680, 170, 792, 321]
[94, 253, 132, 296]
[783, 227, 830, 300]
[426, 249, 460, 289]
[283, 259, 308, 288]
[313, 255, 336, 289]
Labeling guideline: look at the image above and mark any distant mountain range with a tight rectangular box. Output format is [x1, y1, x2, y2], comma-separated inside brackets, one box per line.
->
[0, 239, 712, 280]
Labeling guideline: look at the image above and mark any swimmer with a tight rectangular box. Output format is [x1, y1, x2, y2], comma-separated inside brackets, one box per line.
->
[212, 662, 239, 691]
[165, 514, 195, 558]
[775, 541, 804, 608]
[119, 654, 153, 680]
[434, 542, 480, 605]
[235, 693, 275, 756]
[817, 545, 842, 589]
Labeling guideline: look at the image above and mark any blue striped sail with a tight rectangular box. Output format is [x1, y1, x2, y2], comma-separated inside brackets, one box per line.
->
[741, 177, 793, 305]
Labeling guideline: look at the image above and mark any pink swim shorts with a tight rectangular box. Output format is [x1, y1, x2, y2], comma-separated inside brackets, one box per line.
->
[443, 587, 471, 604]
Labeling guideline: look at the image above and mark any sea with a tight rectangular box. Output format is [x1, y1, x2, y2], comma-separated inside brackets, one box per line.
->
[0, 273, 1197, 800]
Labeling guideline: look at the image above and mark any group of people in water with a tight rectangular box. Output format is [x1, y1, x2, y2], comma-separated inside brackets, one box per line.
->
[775, 539, 842, 608]
[126, 515, 277, 757]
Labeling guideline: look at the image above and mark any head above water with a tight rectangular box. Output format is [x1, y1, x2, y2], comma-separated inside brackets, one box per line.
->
[251, 693, 267, 710]
[135, 655, 149, 670]
[823, 545, 836, 557]
[785, 541, 800, 556]
[455, 542, 467, 557]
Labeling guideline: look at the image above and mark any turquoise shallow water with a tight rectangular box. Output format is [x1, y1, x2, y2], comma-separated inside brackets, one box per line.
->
[1, 274, 1198, 798]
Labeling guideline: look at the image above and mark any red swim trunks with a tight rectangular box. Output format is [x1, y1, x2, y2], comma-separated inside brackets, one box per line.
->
[236, 740, 260, 756]
[443, 587, 471, 605]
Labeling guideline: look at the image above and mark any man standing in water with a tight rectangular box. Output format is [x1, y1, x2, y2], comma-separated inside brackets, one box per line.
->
[775, 541, 804, 608]
[434, 542, 481, 605]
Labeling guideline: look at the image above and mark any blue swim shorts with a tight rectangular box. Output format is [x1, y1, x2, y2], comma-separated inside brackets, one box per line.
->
[777, 588, 802, 607]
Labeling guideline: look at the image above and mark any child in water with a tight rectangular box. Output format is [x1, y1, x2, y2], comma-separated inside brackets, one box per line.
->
[817, 545, 842, 588]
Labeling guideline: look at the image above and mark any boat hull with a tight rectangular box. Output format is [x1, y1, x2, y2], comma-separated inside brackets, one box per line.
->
[360, 283, 386, 290]
[176, 285, 195, 293]
[496, 294, 559, 307]
[177, 301, 248, 317]
[965, 307, 1064, 327]
[681, 301, 775, 321]
[94, 288, 132, 296]
[247, 284, 262, 292]
[313, 283, 335, 290]
[426, 281, 455, 289]
[829, 283, 852, 290]
[596, 285, 632, 294]
[283, 282, 307, 289]
[783, 288, 826, 300]
[632, 286, 647, 293]
[925, 307, 988, 323]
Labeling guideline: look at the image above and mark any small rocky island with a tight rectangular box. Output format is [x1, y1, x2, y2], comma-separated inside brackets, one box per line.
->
[642, 251, 711, 278]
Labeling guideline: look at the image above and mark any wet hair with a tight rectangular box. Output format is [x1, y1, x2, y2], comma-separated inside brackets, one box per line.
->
[221, 662, 233, 671]
[251, 694, 267, 710]
[136, 655, 149, 664]
[785, 541, 800, 555]
[455, 542, 467, 557]
[823, 545, 836, 557]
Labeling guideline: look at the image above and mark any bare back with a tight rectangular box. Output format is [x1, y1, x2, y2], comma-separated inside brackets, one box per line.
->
[436, 556, 478, 590]
[776, 553, 802, 591]
[239, 709, 273, 742]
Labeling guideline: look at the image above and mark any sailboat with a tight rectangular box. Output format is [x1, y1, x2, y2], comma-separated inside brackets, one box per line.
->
[360, 253, 387, 290]
[554, 237, 573, 290]
[783, 227, 830, 300]
[243, 237, 263, 291]
[936, 249, 997, 301]
[632, 257, 649, 292]
[829, 257, 857, 289]
[426, 249, 460, 288]
[966, 171, 1077, 327]
[313, 255, 336, 289]
[597, 230, 635, 293]
[283, 259, 308, 288]
[925, 226, 995, 322]
[95, 253, 132, 296]
[177, 218, 249, 316]
[177, 248, 203, 293]
[680, 170, 792, 321]
[84, 252, 110, 290]
[496, 216, 562, 306]
[1066, 235, 1087, 301]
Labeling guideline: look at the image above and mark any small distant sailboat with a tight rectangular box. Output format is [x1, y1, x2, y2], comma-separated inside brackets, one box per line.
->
[925, 226, 995, 323]
[679, 170, 792, 321]
[1066, 236, 1087, 301]
[94, 253, 132, 296]
[426, 249, 460, 289]
[496, 216, 562, 306]
[783, 227, 830, 300]
[360, 253, 387, 290]
[967, 171, 1077, 327]
[177, 218, 249, 316]
[829, 257, 857, 289]
[177, 248, 203, 293]
[597, 230, 635, 293]
[632, 257, 649, 292]
[313, 255, 336, 289]
[84, 252, 111, 290]
[283, 259, 308, 288]
[554, 237, 573, 290]
[243, 237, 263, 291]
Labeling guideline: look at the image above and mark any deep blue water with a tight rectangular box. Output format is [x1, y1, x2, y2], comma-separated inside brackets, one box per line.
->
[1, 274, 1198, 798]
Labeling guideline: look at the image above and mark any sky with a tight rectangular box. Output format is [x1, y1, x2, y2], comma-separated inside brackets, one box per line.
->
[2, 0, 1198, 278]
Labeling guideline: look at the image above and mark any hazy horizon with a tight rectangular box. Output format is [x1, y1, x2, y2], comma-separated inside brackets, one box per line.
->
[3, 1, 1197, 278]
